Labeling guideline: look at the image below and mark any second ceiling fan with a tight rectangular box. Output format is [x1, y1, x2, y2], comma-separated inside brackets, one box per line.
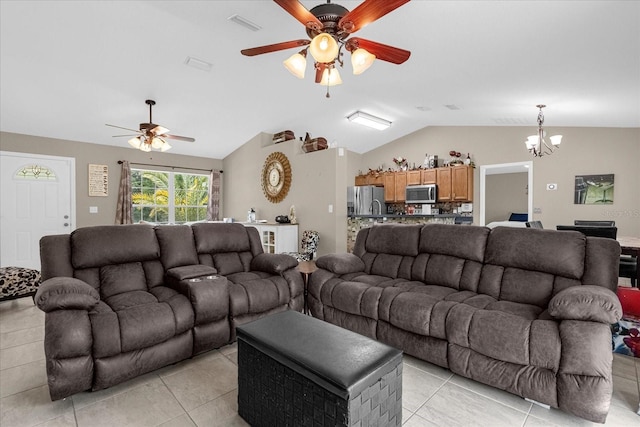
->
[241, 0, 411, 93]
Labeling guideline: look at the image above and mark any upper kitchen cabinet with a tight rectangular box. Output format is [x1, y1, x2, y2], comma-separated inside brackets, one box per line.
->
[421, 169, 437, 184]
[437, 165, 474, 202]
[384, 172, 407, 203]
[406, 170, 421, 186]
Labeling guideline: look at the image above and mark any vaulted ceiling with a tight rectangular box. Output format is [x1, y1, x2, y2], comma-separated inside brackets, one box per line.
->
[1, 1, 638, 159]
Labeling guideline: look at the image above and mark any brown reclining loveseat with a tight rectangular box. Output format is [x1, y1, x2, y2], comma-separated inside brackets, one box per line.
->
[35, 223, 303, 400]
[308, 223, 622, 423]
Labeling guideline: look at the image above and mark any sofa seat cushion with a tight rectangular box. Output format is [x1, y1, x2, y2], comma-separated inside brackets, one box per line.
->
[319, 281, 383, 320]
[91, 288, 194, 357]
[229, 275, 291, 316]
[445, 305, 561, 370]
[350, 274, 407, 288]
[104, 290, 157, 311]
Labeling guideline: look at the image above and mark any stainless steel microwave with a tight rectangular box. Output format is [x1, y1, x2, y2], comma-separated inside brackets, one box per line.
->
[406, 184, 437, 203]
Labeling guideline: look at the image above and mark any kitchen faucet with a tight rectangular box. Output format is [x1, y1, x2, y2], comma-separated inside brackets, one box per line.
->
[371, 199, 382, 215]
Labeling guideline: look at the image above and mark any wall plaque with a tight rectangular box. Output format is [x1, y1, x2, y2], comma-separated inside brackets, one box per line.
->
[88, 164, 108, 197]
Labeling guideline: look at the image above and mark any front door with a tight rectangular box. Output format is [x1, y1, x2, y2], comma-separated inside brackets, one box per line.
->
[0, 151, 75, 269]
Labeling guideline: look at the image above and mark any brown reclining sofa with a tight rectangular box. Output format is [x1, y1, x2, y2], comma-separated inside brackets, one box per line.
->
[35, 223, 303, 401]
[308, 223, 622, 423]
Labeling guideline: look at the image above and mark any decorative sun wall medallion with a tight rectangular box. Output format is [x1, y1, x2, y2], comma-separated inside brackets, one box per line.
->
[261, 152, 292, 203]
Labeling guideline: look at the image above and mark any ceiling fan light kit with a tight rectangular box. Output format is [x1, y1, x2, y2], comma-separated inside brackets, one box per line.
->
[283, 50, 307, 78]
[524, 104, 562, 157]
[241, 0, 411, 96]
[347, 111, 391, 130]
[107, 99, 195, 152]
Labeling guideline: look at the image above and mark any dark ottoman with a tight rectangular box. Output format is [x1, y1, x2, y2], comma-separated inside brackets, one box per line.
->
[237, 310, 403, 427]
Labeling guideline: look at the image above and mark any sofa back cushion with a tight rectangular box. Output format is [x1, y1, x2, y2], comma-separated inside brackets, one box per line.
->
[482, 227, 587, 307]
[66, 225, 163, 293]
[412, 224, 489, 291]
[71, 225, 160, 269]
[192, 223, 261, 275]
[358, 224, 421, 279]
[100, 262, 147, 299]
[155, 225, 199, 269]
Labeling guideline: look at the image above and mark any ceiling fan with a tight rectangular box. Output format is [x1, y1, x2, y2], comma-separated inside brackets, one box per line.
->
[106, 100, 195, 152]
[241, 0, 411, 94]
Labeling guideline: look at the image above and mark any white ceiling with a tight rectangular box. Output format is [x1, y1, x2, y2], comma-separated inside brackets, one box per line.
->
[1, 1, 638, 159]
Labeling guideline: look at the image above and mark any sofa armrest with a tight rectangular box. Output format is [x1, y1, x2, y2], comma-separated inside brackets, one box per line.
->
[316, 253, 365, 275]
[250, 253, 298, 275]
[166, 264, 217, 281]
[35, 277, 100, 313]
[548, 285, 622, 324]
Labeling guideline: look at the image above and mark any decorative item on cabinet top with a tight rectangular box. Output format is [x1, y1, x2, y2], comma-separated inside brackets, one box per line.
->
[273, 130, 295, 143]
[302, 132, 328, 153]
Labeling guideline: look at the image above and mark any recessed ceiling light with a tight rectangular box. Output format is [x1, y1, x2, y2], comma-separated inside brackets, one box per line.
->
[184, 56, 213, 72]
[347, 111, 391, 130]
[228, 14, 262, 32]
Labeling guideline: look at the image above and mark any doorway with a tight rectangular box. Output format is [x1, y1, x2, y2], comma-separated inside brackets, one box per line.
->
[479, 161, 533, 226]
[0, 151, 75, 269]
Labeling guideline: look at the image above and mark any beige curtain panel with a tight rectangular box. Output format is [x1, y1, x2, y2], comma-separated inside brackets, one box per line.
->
[115, 160, 132, 224]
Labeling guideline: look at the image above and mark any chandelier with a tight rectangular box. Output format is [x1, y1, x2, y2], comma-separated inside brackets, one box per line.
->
[524, 104, 562, 157]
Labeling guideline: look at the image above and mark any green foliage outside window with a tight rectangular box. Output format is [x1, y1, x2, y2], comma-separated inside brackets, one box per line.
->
[131, 169, 209, 224]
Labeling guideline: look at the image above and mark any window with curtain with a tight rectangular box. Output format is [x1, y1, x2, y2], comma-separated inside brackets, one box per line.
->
[131, 169, 209, 224]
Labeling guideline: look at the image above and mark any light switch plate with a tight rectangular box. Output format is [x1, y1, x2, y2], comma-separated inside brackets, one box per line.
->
[89, 206, 98, 213]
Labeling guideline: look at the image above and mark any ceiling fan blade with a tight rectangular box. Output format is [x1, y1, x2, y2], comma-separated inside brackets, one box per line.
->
[241, 39, 310, 56]
[338, 0, 410, 34]
[346, 38, 411, 64]
[112, 134, 140, 138]
[163, 134, 195, 143]
[274, 0, 323, 31]
[105, 123, 141, 133]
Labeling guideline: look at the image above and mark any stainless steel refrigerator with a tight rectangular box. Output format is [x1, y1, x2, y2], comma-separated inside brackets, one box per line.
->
[347, 186, 385, 215]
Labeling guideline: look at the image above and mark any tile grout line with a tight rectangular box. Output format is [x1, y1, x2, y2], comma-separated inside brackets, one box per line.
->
[157, 371, 198, 426]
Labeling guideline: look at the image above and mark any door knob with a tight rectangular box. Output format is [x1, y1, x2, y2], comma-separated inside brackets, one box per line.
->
[64, 215, 69, 219]
[63, 223, 69, 227]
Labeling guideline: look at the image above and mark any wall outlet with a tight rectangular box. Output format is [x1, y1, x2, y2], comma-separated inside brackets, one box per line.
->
[546, 183, 558, 191]
[328, 204, 333, 213]
[89, 206, 98, 213]
[533, 207, 542, 214]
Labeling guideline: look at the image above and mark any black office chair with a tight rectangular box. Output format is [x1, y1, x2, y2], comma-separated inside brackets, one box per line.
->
[574, 220, 616, 227]
[525, 221, 543, 229]
[556, 225, 617, 239]
[557, 225, 636, 287]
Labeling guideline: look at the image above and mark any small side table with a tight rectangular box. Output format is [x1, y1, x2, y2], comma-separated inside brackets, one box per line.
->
[296, 260, 317, 315]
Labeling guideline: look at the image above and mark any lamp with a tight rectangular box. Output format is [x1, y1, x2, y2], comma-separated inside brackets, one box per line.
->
[283, 49, 307, 79]
[319, 66, 342, 86]
[309, 33, 339, 63]
[351, 48, 375, 75]
[525, 104, 562, 157]
[127, 135, 172, 152]
[347, 111, 391, 130]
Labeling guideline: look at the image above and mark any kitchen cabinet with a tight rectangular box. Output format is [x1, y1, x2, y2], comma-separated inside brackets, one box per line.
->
[421, 169, 437, 184]
[243, 223, 298, 253]
[384, 172, 407, 203]
[355, 173, 383, 186]
[436, 168, 453, 201]
[436, 165, 473, 202]
[406, 170, 421, 186]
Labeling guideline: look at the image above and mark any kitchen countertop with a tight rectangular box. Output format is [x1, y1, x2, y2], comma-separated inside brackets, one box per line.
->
[348, 214, 463, 219]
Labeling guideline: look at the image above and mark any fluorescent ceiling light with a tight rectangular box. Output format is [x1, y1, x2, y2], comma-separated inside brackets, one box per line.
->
[228, 14, 262, 31]
[347, 111, 391, 130]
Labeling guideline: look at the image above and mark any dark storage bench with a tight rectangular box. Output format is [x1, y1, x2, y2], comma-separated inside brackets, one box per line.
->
[237, 310, 403, 427]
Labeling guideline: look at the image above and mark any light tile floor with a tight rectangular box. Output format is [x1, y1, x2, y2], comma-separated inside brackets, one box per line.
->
[1, 297, 639, 427]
